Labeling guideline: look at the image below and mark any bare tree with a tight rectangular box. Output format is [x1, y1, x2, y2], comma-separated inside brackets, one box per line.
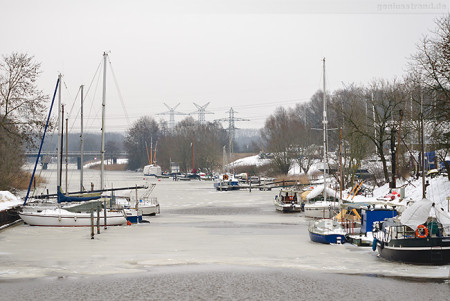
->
[260, 107, 296, 175]
[124, 116, 159, 170]
[331, 85, 373, 187]
[409, 14, 450, 178]
[0, 53, 48, 144]
[0, 53, 48, 190]
[335, 80, 407, 184]
[410, 14, 450, 110]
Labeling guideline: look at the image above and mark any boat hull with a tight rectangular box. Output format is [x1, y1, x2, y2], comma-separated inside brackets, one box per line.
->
[309, 230, 346, 244]
[19, 210, 127, 227]
[376, 237, 450, 265]
[140, 204, 160, 216]
[274, 203, 302, 213]
[126, 215, 142, 224]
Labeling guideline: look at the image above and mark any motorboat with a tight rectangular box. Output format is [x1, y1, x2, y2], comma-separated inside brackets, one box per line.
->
[273, 189, 302, 213]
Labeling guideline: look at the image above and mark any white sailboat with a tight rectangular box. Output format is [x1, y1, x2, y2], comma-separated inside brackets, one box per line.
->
[143, 139, 162, 177]
[20, 53, 127, 227]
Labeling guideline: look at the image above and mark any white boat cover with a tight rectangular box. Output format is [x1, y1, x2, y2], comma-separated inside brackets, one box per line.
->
[400, 198, 450, 234]
[306, 185, 338, 200]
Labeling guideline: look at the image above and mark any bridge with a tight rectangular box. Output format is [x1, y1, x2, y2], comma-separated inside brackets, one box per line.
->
[25, 151, 128, 157]
[25, 151, 128, 169]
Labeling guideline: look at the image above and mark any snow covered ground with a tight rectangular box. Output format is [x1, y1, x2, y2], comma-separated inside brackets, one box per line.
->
[84, 158, 128, 168]
[0, 191, 22, 211]
[229, 154, 449, 209]
[229, 154, 271, 167]
[349, 176, 450, 210]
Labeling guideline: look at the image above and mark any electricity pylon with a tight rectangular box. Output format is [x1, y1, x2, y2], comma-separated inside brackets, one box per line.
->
[216, 107, 249, 171]
[191, 102, 213, 124]
[157, 103, 186, 131]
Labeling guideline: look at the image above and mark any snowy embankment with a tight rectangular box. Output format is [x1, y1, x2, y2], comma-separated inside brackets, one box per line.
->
[84, 158, 128, 168]
[0, 191, 22, 211]
[228, 154, 325, 177]
[230, 154, 449, 208]
[229, 155, 271, 167]
[350, 176, 450, 209]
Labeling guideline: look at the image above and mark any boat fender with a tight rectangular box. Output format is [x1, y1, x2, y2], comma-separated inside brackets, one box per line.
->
[74, 216, 77, 221]
[416, 225, 428, 238]
[372, 238, 377, 251]
[127, 220, 132, 226]
[58, 216, 61, 222]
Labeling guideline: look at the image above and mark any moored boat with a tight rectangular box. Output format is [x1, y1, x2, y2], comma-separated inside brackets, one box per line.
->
[214, 174, 240, 191]
[308, 218, 347, 244]
[373, 198, 450, 265]
[20, 207, 126, 227]
[273, 189, 302, 212]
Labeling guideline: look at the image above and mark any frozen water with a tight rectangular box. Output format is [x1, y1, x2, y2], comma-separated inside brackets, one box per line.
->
[0, 168, 448, 299]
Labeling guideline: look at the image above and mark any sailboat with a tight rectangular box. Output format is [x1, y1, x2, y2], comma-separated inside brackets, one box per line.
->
[307, 58, 346, 244]
[304, 58, 339, 219]
[20, 53, 128, 227]
[143, 139, 162, 177]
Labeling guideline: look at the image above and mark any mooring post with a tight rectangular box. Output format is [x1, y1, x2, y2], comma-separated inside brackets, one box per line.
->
[96, 206, 100, 234]
[103, 199, 107, 229]
[90, 209, 94, 239]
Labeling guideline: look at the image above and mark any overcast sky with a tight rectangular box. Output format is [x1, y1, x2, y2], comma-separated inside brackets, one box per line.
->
[1, 0, 448, 132]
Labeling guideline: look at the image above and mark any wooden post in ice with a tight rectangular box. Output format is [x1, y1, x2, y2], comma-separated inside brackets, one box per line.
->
[135, 185, 139, 224]
[90, 209, 94, 239]
[96, 206, 100, 234]
[103, 199, 107, 229]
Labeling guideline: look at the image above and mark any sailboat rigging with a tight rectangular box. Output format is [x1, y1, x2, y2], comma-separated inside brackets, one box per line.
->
[304, 58, 339, 219]
[19, 52, 147, 226]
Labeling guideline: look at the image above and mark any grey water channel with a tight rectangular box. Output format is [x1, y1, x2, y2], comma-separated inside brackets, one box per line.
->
[0, 167, 449, 300]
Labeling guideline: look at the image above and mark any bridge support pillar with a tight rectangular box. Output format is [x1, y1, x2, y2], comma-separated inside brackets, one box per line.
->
[40, 155, 48, 170]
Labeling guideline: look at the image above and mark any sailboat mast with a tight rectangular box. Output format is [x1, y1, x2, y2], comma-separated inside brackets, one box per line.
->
[60, 105, 64, 192]
[101, 52, 107, 190]
[65, 117, 68, 194]
[192, 138, 195, 172]
[23, 78, 60, 205]
[57, 74, 62, 189]
[145, 141, 151, 165]
[339, 127, 343, 204]
[420, 86, 425, 199]
[150, 137, 153, 165]
[322, 58, 328, 203]
[80, 85, 84, 191]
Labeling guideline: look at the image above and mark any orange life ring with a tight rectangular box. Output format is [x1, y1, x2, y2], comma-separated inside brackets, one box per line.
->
[289, 196, 294, 201]
[416, 225, 428, 238]
[223, 174, 229, 180]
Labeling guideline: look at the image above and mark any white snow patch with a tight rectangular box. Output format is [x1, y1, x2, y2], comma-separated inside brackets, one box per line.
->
[228, 155, 270, 167]
[0, 191, 22, 211]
